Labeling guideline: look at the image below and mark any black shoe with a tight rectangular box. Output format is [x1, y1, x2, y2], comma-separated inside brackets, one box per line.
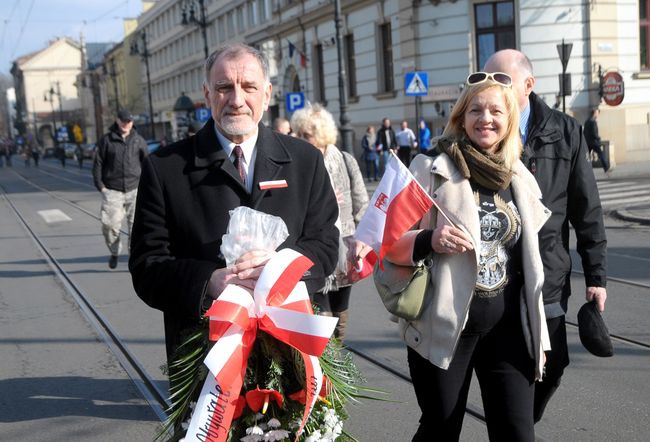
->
[108, 255, 118, 269]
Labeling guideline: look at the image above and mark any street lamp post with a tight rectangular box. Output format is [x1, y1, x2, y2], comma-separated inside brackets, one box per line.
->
[130, 31, 156, 140]
[181, 0, 209, 59]
[55, 81, 64, 128]
[44, 88, 58, 145]
[108, 59, 120, 113]
[31, 97, 38, 139]
[334, 0, 354, 155]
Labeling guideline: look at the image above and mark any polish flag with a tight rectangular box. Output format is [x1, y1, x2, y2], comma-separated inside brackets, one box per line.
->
[354, 153, 433, 268]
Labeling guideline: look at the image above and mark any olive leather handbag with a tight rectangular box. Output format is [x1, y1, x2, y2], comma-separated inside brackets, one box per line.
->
[373, 171, 442, 321]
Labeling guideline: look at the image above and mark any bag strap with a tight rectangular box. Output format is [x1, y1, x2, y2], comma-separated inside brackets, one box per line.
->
[419, 163, 442, 230]
[425, 168, 440, 230]
[342, 150, 355, 180]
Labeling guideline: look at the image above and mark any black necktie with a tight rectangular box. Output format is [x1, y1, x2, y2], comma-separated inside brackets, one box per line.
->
[233, 145, 246, 185]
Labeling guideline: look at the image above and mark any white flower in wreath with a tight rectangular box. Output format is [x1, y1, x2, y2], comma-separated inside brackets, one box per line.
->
[263, 429, 291, 441]
[322, 429, 336, 441]
[323, 408, 339, 429]
[333, 422, 343, 438]
[305, 430, 322, 442]
[266, 418, 282, 429]
[246, 425, 264, 436]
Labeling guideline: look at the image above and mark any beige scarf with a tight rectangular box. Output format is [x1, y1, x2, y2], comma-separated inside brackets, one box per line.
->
[437, 136, 513, 190]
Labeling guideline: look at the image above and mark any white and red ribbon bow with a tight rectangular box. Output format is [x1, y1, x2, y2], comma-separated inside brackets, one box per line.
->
[184, 249, 338, 442]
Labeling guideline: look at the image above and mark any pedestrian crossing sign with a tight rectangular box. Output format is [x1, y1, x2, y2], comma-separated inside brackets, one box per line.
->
[405, 71, 429, 96]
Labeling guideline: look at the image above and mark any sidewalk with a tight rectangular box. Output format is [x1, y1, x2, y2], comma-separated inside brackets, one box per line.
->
[594, 159, 650, 225]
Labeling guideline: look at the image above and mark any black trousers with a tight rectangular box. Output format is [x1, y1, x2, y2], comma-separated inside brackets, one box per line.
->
[311, 285, 352, 339]
[398, 146, 412, 167]
[534, 315, 569, 422]
[590, 145, 610, 172]
[408, 320, 536, 442]
[311, 285, 351, 315]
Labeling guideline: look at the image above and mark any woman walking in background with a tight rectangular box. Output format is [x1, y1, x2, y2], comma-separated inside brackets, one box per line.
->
[291, 104, 372, 340]
[361, 125, 379, 181]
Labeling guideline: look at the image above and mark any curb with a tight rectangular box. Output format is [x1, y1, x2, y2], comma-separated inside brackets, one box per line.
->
[612, 209, 650, 226]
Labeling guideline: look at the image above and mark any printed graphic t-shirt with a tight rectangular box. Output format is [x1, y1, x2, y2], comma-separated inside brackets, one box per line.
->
[464, 181, 523, 334]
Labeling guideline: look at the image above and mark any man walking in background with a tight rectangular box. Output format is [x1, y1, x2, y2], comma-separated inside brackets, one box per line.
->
[584, 108, 611, 174]
[376, 117, 397, 174]
[93, 109, 148, 269]
[395, 120, 417, 167]
[273, 117, 292, 135]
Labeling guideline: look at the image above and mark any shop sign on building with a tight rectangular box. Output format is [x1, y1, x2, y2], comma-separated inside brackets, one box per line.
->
[601, 71, 625, 106]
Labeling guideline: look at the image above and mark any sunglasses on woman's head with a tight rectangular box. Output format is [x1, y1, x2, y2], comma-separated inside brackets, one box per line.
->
[466, 72, 512, 87]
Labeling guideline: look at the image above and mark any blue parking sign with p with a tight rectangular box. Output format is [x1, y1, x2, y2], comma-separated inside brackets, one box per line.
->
[195, 107, 211, 122]
[286, 92, 305, 113]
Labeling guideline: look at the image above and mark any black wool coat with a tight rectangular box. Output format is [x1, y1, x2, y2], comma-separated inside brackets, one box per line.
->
[129, 120, 339, 360]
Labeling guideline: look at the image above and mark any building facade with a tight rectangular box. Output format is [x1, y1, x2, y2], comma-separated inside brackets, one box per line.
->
[130, 0, 649, 162]
[11, 37, 84, 147]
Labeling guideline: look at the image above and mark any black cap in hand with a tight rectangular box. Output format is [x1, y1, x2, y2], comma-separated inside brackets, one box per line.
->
[577, 301, 614, 357]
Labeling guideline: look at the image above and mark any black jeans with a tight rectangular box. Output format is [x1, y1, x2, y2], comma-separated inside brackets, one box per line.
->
[534, 315, 569, 422]
[408, 320, 536, 442]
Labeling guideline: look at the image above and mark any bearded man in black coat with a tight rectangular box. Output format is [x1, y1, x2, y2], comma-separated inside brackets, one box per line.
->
[129, 43, 339, 363]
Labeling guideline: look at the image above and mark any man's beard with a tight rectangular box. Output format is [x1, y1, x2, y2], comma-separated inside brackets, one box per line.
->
[220, 114, 257, 137]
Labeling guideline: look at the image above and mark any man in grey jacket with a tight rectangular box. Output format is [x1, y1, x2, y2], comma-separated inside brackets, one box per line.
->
[485, 49, 608, 422]
[93, 109, 148, 269]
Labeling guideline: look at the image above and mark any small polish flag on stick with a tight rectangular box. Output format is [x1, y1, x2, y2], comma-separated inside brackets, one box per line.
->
[354, 153, 434, 268]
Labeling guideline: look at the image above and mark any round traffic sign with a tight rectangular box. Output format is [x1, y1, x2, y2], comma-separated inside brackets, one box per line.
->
[602, 71, 624, 106]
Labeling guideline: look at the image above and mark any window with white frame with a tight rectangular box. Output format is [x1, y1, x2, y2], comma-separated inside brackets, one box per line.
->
[641, 0, 649, 70]
[474, 1, 515, 69]
[227, 11, 235, 37]
[237, 6, 245, 32]
[218, 16, 226, 42]
[377, 22, 394, 93]
[344, 33, 357, 98]
[248, 0, 257, 27]
[313, 43, 326, 103]
[257, 0, 267, 23]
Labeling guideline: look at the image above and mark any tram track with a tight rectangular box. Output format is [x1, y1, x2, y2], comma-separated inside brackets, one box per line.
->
[0, 184, 171, 430]
[5, 162, 650, 440]
[15, 165, 650, 349]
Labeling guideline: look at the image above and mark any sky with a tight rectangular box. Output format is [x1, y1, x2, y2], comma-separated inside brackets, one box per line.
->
[0, 0, 144, 75]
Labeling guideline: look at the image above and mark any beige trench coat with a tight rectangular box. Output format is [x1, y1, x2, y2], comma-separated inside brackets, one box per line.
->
[397, 152, 552, 380]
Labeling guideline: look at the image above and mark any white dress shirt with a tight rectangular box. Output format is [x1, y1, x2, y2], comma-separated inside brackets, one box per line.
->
[214, 125, 258, 193]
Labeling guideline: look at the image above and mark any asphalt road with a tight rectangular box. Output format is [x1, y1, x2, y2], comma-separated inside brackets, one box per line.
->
[1, 159, 648, 441]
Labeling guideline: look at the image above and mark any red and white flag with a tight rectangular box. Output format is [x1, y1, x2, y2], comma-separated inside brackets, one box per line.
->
[354, 153, 433, 267]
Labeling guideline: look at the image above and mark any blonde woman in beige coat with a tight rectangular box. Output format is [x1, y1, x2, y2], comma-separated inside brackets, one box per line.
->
[291, 104, 371, 340]
[386, 73, 551, 442]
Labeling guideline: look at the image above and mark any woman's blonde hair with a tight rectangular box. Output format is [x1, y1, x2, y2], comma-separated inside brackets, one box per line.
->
[290, 103, 338, 149]
[443, 80, 521, 169]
